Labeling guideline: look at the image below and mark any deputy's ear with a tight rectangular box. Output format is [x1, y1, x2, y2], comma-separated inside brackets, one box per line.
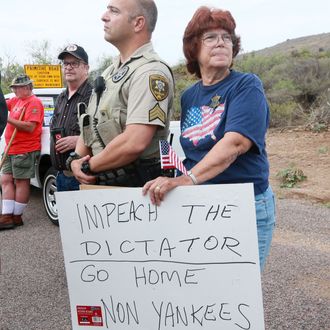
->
[133, 15, 145, 32]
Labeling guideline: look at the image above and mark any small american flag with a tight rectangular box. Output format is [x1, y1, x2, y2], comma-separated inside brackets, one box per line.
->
[159, 140, 188, 175]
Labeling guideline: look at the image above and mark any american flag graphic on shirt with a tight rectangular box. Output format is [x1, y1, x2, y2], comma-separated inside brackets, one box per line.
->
[182, 101, 225, 145]
[159, 140, 188, 175]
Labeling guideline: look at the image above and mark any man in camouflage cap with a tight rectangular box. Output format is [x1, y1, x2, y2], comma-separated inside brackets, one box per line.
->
[68, 0, 174, 187]
[9, 74, 33, 87]
[0, 74, 44, 230]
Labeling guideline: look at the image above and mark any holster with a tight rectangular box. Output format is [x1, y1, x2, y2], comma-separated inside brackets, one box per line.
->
[95, 158, 167, 187]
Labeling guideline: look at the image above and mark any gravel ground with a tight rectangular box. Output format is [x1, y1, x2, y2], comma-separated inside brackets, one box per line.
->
[262, 199, 329, 330]
[0, 188, 329, 330]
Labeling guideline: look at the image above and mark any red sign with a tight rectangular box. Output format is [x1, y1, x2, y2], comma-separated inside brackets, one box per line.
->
[76, 305, 103, 327]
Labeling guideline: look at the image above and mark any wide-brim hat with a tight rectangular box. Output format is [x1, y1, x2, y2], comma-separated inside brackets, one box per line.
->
[10, 74, 33, 87]
[58, 44, 89, 64]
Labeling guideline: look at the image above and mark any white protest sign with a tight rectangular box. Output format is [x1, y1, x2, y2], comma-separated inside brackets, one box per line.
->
[57, 183, 264, 330]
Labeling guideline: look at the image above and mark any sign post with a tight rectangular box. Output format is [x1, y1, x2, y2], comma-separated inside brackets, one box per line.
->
[24, 64, 63, 88]
[57, 183, 264, 330]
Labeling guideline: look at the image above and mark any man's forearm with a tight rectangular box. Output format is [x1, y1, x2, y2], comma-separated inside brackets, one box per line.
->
[88, 124, 157, 173]
[7, 118, 35, 132]
[75, 136, 92, 157]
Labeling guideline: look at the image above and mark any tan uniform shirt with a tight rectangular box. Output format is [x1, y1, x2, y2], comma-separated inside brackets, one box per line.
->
[80, 42, 174, 159]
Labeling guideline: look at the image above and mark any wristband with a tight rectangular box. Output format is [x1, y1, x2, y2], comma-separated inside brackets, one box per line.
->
[66, 152, 81, 171]
[187, 170, 198, 185]
[81, 160, 92, 174]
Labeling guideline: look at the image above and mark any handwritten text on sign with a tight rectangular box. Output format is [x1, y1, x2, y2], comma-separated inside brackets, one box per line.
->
[57, 184, 264, 330]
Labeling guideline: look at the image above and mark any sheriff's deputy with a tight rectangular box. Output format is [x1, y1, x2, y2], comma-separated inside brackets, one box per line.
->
[68, 0, 174, 186]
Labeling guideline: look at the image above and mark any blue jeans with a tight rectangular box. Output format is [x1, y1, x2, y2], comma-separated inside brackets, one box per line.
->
[255, 185, 276, 271]
[56, 171, 80, 192]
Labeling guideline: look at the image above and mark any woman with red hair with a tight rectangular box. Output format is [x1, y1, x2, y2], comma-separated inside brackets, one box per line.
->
[143, 7, 275, 271]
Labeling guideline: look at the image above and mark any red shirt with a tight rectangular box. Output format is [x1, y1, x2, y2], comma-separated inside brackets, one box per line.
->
[5, 95, 44, 154]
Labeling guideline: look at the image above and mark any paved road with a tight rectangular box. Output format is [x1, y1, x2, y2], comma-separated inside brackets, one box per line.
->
[0, 187, 329, 330]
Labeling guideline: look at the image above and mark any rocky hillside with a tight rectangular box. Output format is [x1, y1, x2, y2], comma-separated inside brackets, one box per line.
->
[243, 32, 330, 57]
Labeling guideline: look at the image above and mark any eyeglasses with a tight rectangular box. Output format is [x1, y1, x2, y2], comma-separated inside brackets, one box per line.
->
[202, 33, 233, 47]
[62, 60, 82, 69]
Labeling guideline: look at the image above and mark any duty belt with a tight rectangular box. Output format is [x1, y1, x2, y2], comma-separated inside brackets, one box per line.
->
[95, 158, 163, 187]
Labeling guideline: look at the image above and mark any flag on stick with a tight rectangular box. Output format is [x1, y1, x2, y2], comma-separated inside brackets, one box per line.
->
[159, 140, 188, 175]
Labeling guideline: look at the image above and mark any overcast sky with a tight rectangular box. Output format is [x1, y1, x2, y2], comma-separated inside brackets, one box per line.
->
[1, 0, 329, 69]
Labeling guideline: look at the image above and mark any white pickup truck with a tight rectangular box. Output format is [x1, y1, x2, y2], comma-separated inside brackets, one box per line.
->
[2, 88, 183, 225]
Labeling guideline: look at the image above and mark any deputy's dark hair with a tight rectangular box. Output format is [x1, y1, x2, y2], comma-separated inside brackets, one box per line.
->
[183, 6, 241, 78]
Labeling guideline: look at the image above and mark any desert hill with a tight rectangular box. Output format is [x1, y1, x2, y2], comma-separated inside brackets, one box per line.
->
[242, 32, 330, 57]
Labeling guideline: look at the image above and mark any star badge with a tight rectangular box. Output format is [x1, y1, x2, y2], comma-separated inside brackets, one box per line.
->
[210, 95, 221, 109]
[149, 75, 169, 101]
[112, 66, 129, 83]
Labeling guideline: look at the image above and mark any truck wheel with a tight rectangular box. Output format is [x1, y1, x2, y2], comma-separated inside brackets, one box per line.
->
[42, 167, 59, 226]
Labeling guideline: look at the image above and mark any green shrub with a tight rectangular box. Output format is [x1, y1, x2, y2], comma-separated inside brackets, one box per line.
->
[172, 65, 198, 120]
[172, 78, 196, 120]
[276, 166, 307, 188]
[318, 146, 329, 154]
[269, 101, 298, 127]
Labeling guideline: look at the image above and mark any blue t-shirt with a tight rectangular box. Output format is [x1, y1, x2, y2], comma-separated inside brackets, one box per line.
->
[180, 70, 270, 195]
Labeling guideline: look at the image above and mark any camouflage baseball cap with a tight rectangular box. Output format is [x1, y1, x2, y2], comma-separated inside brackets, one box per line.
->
[10, 74, 33, 87]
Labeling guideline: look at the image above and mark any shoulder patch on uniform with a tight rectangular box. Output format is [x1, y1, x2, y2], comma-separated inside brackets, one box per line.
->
[149, 74, 169, 101]
[32, 108, 38, 113]
[112, 66, 129, 83]
[149, 103, 166, 124]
